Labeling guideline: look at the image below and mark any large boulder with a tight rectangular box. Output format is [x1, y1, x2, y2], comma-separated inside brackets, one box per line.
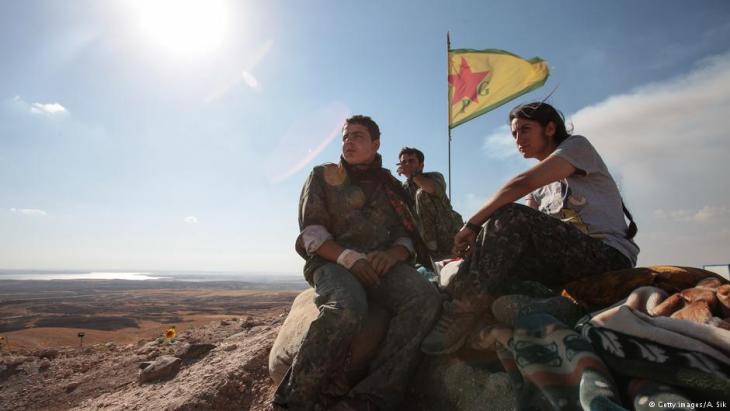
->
[404, 353, 514, 411]
[269, 289, 515, 410]
[268, 288, 390, 386]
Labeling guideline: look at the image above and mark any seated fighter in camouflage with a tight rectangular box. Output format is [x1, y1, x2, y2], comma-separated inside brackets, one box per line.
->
[397, 147, 463, 261]
[273, 115, 441, 411]
[421, 102, 639, 355]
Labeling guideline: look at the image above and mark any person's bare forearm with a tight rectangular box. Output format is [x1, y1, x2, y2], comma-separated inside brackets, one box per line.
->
[468, 175, 532, 225]
[314, 240, 346, 262]
[468, 156, 576, 225]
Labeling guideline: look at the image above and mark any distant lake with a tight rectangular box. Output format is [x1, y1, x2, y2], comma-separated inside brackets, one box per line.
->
[0, 271, 164, 281]
[0, 270, 302, 283]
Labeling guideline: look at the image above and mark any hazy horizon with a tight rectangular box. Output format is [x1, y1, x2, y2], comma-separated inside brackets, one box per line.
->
[0, 268, 302, 281]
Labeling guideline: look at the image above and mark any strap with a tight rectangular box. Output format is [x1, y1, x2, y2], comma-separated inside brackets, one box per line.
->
[378, 170, 434, 270]
[622, 202, 638, 239]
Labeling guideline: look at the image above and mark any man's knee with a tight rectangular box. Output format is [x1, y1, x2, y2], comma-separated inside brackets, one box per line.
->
[330, 297, 368, 329]
[486, 203, 534, 229]
[313, 265, 369, 331]
[388, 266, 441, 316]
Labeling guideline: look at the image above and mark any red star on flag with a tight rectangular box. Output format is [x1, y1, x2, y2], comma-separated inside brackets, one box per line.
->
[448, 57, 489, 106]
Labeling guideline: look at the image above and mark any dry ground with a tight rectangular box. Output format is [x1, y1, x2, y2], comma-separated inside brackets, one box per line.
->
[0, 279, 303, 352]
[0, 279, 303, 410]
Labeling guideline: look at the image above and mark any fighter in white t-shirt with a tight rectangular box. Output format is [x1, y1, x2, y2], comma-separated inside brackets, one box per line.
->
[422, 102, 639, 355]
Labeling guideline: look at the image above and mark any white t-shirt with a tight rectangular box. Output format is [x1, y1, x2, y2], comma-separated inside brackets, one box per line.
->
[526, 135, 639, 266]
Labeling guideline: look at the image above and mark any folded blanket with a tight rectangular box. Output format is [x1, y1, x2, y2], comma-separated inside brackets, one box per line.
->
[590, 286, 730, 365]
[496, 313, 624, 410]
[562, 265, 725, 310]
[582, 323, 730, 401]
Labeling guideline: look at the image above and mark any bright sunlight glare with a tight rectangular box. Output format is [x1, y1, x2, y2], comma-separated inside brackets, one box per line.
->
[132, 0, 228, 55]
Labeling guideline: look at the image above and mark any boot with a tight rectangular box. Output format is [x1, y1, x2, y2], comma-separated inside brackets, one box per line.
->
[421, 300, 477, 355]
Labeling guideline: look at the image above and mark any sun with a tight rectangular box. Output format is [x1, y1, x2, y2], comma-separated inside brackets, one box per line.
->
[132, 0, 228, 55]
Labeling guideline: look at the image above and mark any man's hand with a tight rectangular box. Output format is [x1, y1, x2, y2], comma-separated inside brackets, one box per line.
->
[366, 250, 399, 276]
[350, 259, 381, 287]
[452, 226, 477, 258]
[396, 163, 413, 179]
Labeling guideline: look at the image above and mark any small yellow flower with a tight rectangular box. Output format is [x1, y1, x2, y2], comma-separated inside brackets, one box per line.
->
[165, 326, 176, 339]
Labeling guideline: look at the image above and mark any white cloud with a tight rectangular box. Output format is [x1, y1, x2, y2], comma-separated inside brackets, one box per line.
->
[8, 96, 68, 116]
[30, 102, 67, 115]
[655, 206, 730, 224]
[10, 208, 48, 217]
[482, 125, 517, 159]
[184, 216, 199, 224]
[566, 52, 730, 266]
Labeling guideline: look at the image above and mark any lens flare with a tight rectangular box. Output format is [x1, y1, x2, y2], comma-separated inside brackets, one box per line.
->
[265, 102, 351, 183]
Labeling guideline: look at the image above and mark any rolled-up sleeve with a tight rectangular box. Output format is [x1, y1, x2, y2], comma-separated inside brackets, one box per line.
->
[300, 225, 332, 255]
[393, 236, 415, 255]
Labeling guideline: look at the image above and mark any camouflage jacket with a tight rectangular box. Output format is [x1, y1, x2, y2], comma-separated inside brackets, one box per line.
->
[403, 171, 463, 258]
[402, 171, 449, 203]
[296, 155, 429, 283]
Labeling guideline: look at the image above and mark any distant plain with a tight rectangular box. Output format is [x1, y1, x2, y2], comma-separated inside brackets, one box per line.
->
[0, 272, 306, 351]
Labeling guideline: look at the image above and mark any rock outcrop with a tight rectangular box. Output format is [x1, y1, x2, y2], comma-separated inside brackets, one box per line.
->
[0, 316, 284, 411]
[138, 355, 182, 383]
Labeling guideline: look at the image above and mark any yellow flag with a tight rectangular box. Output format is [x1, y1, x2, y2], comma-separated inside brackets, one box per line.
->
[448, 49, 549, 128]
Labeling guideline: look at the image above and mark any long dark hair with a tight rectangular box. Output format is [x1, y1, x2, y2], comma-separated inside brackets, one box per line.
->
[509, 102, 572, 146]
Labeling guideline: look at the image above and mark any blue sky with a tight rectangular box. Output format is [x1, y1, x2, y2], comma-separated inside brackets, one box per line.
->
[1, 0, 729, 273]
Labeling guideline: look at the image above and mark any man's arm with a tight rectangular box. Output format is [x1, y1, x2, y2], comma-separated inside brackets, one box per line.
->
[453, 155, 576, 257]
[311, 240, 381, 287]
[410, 173, 440, 195]
[298, 167, 380, 286]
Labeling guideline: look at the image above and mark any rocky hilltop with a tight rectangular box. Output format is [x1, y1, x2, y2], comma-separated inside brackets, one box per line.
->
[1, 312, 514, 411]
[1, 315, 282, 411]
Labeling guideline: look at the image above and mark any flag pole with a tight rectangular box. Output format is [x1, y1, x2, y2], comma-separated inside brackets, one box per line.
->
[446, 31, 452, 200]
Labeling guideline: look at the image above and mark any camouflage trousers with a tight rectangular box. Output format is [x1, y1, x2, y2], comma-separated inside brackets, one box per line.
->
[275, 262, 441, 411]
[413, 190, 463, 262]
[446, 203, 631, 311]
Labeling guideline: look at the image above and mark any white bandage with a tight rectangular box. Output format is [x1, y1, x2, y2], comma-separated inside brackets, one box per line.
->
[336, 249, 367, 270]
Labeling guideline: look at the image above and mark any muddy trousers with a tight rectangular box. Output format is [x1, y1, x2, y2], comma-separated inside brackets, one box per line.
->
[446, 203, 631, 310]
[275, 262, 441, 411]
